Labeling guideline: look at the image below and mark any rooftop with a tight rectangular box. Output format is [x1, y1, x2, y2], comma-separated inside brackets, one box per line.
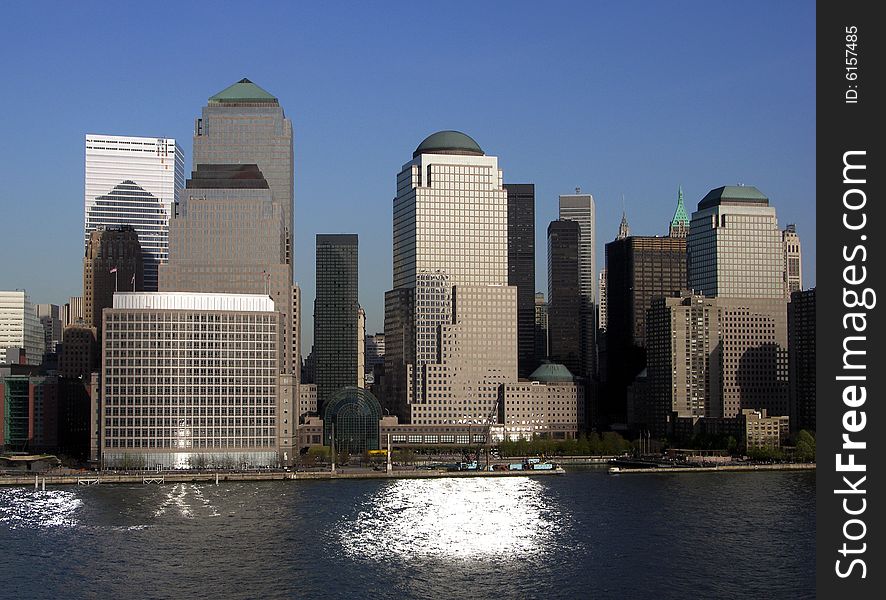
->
[698, 185, 769, 210]
[413, 130, 484, 158]
[529, 362, 574, 383]
[208, 78, 279, 106]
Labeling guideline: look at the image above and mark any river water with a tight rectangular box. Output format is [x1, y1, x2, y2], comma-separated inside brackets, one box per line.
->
[0, 468, 814, 599]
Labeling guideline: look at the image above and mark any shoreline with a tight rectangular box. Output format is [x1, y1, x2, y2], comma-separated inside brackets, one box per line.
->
[0, 467, 567, 487]
[609, 463, 816, 474]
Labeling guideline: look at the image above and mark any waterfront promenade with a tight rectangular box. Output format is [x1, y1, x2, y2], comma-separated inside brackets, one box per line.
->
[0, 466, 568, 487]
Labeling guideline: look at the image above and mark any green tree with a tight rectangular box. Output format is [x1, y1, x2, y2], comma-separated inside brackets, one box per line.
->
[795, 430, 816, 462]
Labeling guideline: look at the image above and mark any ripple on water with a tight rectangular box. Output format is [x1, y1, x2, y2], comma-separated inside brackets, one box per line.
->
[0, 488, 82, 530]
[336, 477, 572, 562]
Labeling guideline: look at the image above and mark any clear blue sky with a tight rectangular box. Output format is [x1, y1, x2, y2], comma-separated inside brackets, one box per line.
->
[0, 2, 815, 354]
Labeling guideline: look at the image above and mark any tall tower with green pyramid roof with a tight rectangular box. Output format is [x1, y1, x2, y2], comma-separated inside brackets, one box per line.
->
[669, 185, 690, 238]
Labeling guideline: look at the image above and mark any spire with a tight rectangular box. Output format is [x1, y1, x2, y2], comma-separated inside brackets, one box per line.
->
[669, 185, 690, 238]
[616, 194, 630, 240]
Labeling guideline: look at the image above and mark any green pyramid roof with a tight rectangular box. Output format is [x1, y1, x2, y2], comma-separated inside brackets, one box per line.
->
[670, 186, 689, 226]
[208, 78, 278, 105]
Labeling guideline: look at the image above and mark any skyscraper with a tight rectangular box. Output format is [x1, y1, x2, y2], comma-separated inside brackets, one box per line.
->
[688, 186, 784, 299]
[788, 288, 815, 432]
[188, 78, 295, 375]
[687, 185, 789, 418]
[0, 291, 44, 365]
[534, 292, 548, 364]
[193, 78, 294, 269]
[83, 225, 143, 344]
[314, 234, 359, 413]
[383, 131, 514, 423]
[35, 304, 62, 355]
[782, 224, 803, 298]
[505, 183, 536, 378]
[159, 164, 291, 370]
[559, 192, 596, 378]
[547, 219, 582, 376]
[84, 135, 184, 291]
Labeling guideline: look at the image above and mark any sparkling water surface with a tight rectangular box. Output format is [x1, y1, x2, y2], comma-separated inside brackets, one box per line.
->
[0, 469, 814, 599]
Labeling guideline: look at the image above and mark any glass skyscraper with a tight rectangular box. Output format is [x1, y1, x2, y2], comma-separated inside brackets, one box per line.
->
[505, 183, 536, 378]
[84, 135, 184, 291]
[558, 192, 596, 378]
[314, 234, 359, 414]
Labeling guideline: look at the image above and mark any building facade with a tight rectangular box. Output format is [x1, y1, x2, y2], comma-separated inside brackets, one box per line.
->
[499, 363, 582, 441]
[534, 292, 548, 365]
[559, 192, 596, 378]
[788, 288, 815, 432]
[314, 234, 359, 412]
[782, 224, 803, 298]
[159, 164, 291, 372]
[1, 291, 45, 366]
[36, 304, 62, 356]
[688, 186, 784, 300]
[190, 78, 295, 376]
[100, 292, 293, 468]
[85, 135, 184, 291]
[384, 131, 513, 422]
[83, 225, 144, 344]
[547, 220, 582, 376]
[505, 183, 536, 378]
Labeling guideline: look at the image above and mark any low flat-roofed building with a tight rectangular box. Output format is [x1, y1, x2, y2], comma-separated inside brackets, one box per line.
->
[498, 362, 582, 441]
[742, 408, 789, 450]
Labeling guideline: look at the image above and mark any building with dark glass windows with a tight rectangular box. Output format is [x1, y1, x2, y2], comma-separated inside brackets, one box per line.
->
[83, 225, 143, 346]
[605, 235, 687, 423]
[314, 234, 359, 414]
[547, 220, 582, 376]
[788, 288, 815, 432]
[505, 183, 536, 378]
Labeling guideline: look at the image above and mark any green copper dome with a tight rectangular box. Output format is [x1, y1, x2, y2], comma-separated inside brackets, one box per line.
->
[529, 362, 575, 383]
[413, 130, 484, 158]
[208, 78, 278, 105]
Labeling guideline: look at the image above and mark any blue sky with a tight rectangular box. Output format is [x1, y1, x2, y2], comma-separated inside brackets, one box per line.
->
[0, 2, 815, 353]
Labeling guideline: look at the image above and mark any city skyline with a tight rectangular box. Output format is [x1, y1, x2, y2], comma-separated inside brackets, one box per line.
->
[0, 3, 816, 354]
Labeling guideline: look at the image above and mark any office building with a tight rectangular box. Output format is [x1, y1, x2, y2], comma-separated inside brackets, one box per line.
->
[292, 284, 301, 379]
[534, 292, 548, 365]
[62, 297, 83, 328]
[742, 409, 789, 451]
[100, 292, 293, 468]
[499, 362, 582, 441]
[688, 186, 784, 299]
[645, 292, 790, 434]
[357, 307, 366, 389]
[412, 285, 517, 425]
[559, 192, 596, 378]
[783, 224, 803, 298]
[1, 291, 45, 366]
[789, 288, 815, 432]
[193, 78, 294, 269]
[604, 234, 687, 420]
[598, 269, 608, 332]
[159, 164, 291, 371]
[313, 234, 359, 412]
[298, 383, 318, 422]
[83, 225, 143, 344]
[547, 220, 582, 376]
[505, 183, 536, 378]
[365, 333, 385, 377]
[58, 324, 98, 380]
[383, 131, 514, 422]
[35, 304, 62, 355]
[84, 135, 184, 291]
[187, 78, 295, 373]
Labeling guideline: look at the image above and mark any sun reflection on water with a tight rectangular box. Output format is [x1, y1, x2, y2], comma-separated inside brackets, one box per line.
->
[0, 488, 82, 530]
[338, 477, 564, 560]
